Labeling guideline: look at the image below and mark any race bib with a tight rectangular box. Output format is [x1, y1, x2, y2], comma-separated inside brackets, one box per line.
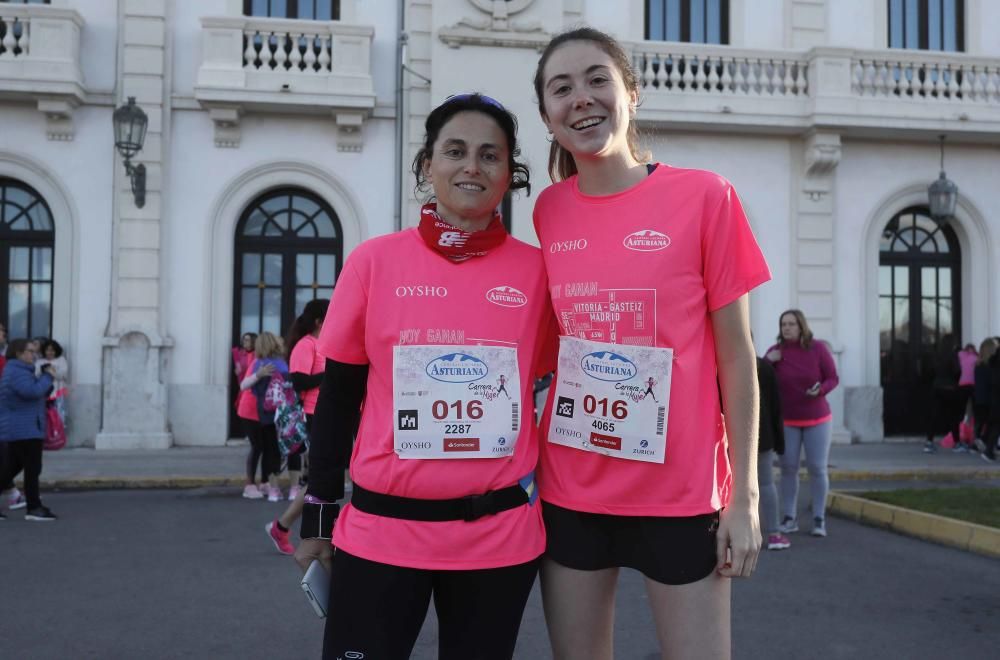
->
[393, 345, 521, 459]
[548, 336, 672, 464]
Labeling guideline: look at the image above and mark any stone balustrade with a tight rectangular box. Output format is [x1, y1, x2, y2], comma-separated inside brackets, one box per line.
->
[630, 42, 1000, 139]
[0, 3, 85, 140]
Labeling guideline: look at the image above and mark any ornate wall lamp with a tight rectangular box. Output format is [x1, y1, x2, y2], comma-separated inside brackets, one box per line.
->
[927, 135, 958, 225]
[112, 97, 148, 208]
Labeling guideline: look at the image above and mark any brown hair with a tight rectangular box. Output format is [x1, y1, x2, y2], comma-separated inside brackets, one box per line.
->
[5, 338, 31, 360]
[254, 331, 285, 360]
[533, 27, 649, 182]
[978, 338, 998, 365]
[777, 309, 814, 349]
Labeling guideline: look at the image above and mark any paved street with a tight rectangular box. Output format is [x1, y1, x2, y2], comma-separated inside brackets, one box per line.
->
[1, 488, 997, 660]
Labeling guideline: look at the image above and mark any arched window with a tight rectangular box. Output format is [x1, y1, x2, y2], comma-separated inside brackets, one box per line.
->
[879, 206, 961, 435]
[0, 178, 55, 339]
[232, 187, 342, 339]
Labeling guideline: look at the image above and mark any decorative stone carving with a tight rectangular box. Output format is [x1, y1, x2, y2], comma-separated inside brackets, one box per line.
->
[439, 0, 548, 50]
[802, 131, 841, 200]
[208, 105, 241, 148]
[37, 98, 76, 141]
[335, 111, 365, 152]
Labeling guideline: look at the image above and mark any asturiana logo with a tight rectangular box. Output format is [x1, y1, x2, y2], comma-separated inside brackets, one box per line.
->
[580, 351, 637, 382]
[486, 285, 528, 308]
[426, 353, 489, 383]
[623, 230, 671, 252]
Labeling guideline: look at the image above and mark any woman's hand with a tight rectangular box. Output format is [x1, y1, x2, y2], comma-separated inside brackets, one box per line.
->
[765, 349, 781, 362]
[256, 363, 275, 378]
[295, 537, 334, 574]
[715, 499, 761, 578]
[806, 382, 821, 397]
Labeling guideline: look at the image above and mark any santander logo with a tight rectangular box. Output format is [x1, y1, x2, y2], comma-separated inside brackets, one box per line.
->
[486, 285, 528, 308]
[623, 230, 671, 252]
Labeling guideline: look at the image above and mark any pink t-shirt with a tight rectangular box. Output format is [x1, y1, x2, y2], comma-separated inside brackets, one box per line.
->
[534, 165, 771, 517]
[289, 334, 324, 414]
[316, 228, 554, 570]
[236, 358, 259, 422]
[958, 349, 977, 387]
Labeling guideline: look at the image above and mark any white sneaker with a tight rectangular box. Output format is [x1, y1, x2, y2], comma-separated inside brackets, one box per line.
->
[810, 517, 827, 537]
[8, 488, 26, 510]
[778, 516, 799, 534]
[288, 485, 301, 501]
[242, 484, 263, 500]
[267, 486, 281, 503]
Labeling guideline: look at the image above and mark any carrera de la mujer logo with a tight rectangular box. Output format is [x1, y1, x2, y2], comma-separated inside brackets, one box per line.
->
[426, 353, 489, 383]
[623, 230, 671, 252]
[580, 351, 637, 383]
[485, 285, 528, 308]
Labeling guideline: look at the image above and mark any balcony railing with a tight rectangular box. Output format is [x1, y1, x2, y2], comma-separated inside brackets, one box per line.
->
[629, 42, 1000, 138]
[0, 4, 85, 104]
[195, 15, 375, 149]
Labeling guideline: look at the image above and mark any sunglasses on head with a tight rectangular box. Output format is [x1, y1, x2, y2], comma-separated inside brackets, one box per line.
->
[444, 93, 506, 110]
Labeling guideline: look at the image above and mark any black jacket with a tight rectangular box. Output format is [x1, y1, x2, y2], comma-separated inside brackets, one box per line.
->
[756, 357, 784, 455]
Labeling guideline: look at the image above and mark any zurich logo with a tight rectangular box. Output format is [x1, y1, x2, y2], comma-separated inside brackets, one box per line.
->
[623, 230, 671, 252]
[640, 439, 649, 448]
[426, 353, 489, 383]
[498, 437, 506, 445]
[580, 351, 637, 383]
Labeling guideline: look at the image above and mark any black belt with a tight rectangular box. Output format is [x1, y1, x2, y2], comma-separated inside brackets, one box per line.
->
[350, 481, 531, 522]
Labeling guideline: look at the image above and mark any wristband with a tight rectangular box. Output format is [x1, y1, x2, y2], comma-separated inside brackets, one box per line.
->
[300, 501, 339, 540]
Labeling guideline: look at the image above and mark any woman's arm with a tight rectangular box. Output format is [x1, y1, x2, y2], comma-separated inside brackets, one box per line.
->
[817, 341, 840, 396]
[710, 294, 761, 578]
[290, 372, 324, 392]
[12, 370, 53, 400]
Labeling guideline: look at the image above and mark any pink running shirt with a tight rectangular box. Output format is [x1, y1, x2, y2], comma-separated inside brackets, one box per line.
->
[289, 334, 324, 414]
[315, 229, 554, 570]
[236, 359, 259, 422]
[534, 165, 771, 517]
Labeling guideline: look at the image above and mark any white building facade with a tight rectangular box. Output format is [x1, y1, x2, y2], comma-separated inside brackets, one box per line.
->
[0, 0, 997, 448]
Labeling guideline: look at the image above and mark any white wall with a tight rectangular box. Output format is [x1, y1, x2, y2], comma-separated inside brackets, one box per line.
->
[739, 0, 784, 49]
[828, 0, 881, 50]
[76, 0, 120, 94]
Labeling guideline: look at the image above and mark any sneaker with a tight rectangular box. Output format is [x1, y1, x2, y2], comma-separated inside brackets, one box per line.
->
[8, 488, 26, 510]
[265, 520, 295, 555]
[242, 484, 263, 499]
[767, 533, 791, 550]
[0, 511, 6, 520]
[25, 506, 57, 521]
[267, 486, 281, 503]
[980, 451, 996, 463]
[974, 437, 987, 453]
[922, 442, 937, 454]
[778, 516, 799, 534]
[952, 444, 970, 454]
[810, 517, 826, 537]
[288, 485, 301, 501]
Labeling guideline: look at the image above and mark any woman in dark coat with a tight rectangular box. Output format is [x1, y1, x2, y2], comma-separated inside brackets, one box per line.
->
[757, 355, 788, 549]
[0, 338, 56, 520]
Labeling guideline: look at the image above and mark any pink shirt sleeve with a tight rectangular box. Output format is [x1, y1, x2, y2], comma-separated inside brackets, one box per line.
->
[701, 182, 772, 311]
[289, 337, 316, 374]
[316, 254, 369, 365]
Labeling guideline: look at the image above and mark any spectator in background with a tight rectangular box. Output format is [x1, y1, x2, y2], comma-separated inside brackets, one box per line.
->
[36, 339, 70, 428]
[232, 333, 257, 385]
[0, 338, 57, 521]
[925, 334, 961, 454]
[980, 341, 1000, 463]
[766, 309, 839, 538]
[0, 322, 7, 377]
[240, 332, 287, 502]
[973, 338, 996, 446]
[756, 353, 789, 551]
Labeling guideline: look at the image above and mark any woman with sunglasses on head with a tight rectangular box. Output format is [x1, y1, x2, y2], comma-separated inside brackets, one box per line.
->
[294, 93, 555, 660]
[531, 28, 771, 660]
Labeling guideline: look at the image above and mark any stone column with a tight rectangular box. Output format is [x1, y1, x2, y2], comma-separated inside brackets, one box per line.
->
[795, 131, 851, 444]
[96, 0, 172, 449]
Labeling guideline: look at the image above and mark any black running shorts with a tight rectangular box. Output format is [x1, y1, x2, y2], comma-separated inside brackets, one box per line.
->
[542, 501, 720, 585]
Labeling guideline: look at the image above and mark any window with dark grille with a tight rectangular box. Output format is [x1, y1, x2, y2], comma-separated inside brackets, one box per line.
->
[0, 178, 55, 340]
[888, 0, 964, 51]
[243, 0, 340, 20]
[646, 0, 729, 44]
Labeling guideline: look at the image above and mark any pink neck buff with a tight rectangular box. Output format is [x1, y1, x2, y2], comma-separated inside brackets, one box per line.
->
[417, 203, 507, 262]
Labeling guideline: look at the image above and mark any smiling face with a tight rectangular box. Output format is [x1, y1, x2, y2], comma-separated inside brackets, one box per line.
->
[241, 334, 254, 351]
[44, 344, 57, 360]
[780, 313, 801, 343]
[540, 40, 637, 165]
[422, 110, 511, 230]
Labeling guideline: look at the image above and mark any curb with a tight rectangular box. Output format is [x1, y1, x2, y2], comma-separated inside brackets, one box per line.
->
[827, 491, 1000, 559]
[827, 468, 999, 481]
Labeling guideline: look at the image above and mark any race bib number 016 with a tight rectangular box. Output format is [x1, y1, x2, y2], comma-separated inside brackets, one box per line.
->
[393, 345, 521, 459]
[548, 336, 672, 464]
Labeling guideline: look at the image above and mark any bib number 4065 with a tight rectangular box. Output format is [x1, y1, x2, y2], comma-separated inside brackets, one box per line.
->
[431, 399, 484, 420]
[582, 396, 628, 420]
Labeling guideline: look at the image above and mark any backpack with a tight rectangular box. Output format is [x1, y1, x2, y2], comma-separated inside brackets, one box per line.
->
[272, 379, 310, 456]
[262, 372, 287, 413]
